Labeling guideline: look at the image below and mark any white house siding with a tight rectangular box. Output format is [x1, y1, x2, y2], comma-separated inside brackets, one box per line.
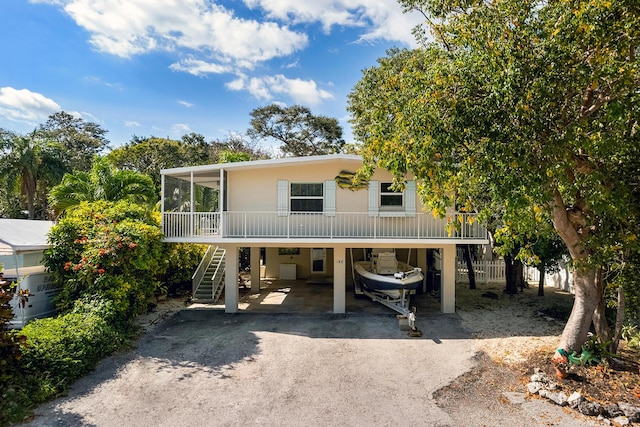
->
[226, 161, 411, 214]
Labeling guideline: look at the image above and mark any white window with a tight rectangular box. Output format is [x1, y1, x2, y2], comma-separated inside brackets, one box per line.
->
[380, 182, 403, 209]
[278, 180, 335, 216]
[368, 180, 416, 217]
[290, 183, 323, 212]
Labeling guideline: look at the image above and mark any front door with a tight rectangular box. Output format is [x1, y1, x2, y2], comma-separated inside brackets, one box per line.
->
[311, 248, 326, 274]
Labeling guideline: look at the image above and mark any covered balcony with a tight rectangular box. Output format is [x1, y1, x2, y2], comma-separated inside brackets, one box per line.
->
[160, 158, 488, 245]
[162, 210, 487, 242]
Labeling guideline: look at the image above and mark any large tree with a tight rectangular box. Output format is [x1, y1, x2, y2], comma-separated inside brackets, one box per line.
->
[37, 111, 109, 172]
[108, 134, 269, 192]
[348, 0, 640, 356]
[248, 104, 345, 156]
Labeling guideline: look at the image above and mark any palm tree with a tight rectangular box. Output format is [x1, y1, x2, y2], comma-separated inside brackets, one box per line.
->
[0, 132, 67, 219]
[49, 157, 157, 215]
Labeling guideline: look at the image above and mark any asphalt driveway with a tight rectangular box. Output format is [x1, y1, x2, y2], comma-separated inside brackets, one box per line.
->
[21, 304, 600, 427]
[23, 309, 477, 426]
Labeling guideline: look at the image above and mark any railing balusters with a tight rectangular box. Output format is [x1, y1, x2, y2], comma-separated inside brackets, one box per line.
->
[162, 211, 487, 240]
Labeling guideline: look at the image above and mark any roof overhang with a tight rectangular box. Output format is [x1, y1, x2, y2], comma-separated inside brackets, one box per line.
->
[161, 154, 364, 189]
[0, 219, 54, 255]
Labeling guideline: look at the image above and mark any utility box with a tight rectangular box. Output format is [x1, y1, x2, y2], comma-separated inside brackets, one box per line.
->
[279, 263, 296, 280]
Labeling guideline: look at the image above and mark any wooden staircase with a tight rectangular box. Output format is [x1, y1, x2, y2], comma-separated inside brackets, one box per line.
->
[192, 246, 226, 303]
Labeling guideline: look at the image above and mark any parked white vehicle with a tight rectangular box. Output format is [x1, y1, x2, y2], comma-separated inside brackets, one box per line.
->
[5, 266, 60, 329]
[0, 219, 58, 328]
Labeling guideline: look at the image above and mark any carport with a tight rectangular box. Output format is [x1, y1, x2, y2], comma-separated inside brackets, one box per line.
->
[218, 243, 456, 316]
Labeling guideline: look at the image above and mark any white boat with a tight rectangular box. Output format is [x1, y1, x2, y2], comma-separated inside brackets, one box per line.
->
[354, 250, 423, 299]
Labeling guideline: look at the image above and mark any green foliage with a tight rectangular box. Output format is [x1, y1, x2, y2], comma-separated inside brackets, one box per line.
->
[0, 131, 67, 219]
[0, 111, 109, 219]
[37, 111, 109, 173]
[18, 296, 126, 403]
[0, 268, 29, 427]
[106, 137, 204, 192]
[622, 325, 640, 352]
[107, 134, 269, 194]
[48, 156, 157, 215]
[160, 243, 206, 295]
[44, 200, 164, 321]
[248, 104, 345, 157]
[349, 0, 640, 351]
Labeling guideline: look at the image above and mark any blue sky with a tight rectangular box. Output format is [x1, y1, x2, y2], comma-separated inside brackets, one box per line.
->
[0, 0, 422, 152]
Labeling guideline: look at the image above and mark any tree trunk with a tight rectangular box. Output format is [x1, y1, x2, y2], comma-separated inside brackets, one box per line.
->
[538, 264, 545, 296]
[504, 255, 518, 295]
[514, 260, 524, 291]
[612, 286, 625, 353]
[592, 268, 612, 343]
[463, 244, 476, 290]
[551, 188, 599, 353]
[557, 267, 599, 352]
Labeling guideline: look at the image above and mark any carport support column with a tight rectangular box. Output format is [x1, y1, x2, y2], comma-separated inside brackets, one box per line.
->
[441, 244, 456, 313]
[250, 247, 260, 293]
[417, 248, 428, 293]
[223, 245, 239, 313]
[333, 245, 346, 314]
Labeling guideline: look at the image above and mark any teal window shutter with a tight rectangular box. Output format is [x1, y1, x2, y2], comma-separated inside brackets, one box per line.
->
[324, 180, 336, 216]
[405, 180, 416, 217]
[277, 180, 288, 216]
[368, 180, 379, 217]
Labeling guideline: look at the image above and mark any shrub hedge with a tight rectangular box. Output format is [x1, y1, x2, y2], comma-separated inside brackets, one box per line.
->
[18, 297, 126, 403]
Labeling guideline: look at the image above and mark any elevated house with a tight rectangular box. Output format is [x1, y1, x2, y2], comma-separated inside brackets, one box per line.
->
[160, 154, 489, 314]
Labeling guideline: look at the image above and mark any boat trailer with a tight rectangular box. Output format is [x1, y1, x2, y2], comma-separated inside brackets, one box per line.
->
[354, 278, 422, 337]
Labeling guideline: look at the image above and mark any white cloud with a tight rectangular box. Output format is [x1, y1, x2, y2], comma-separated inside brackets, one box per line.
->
[178, 100, 194, 108]
[227, 74, 333, 105]
[243, 0, 361, 32]
[0, 87, 61, 124]
[48, 0, 307, 68]
[169, 58, 232, 76]
[125, 120, 140, 127]
[83, 75, 124, 90]
[32, 0, 421, 107]
[243, 0, 422, 46]
[171, 123, 192, 135]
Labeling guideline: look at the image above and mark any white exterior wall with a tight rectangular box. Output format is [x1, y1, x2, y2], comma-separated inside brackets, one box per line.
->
[226, 163, 418, 213]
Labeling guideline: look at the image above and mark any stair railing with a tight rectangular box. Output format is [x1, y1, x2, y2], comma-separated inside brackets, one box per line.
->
[210, 247, 226, 301]
[192, 245, 215, 296]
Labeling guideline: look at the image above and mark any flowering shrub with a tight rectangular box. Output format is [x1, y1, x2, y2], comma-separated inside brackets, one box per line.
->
[44, 200, 165, 324]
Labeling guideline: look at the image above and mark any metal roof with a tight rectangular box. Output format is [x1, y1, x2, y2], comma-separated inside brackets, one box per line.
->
[0, 219, 54, 255]
[160, 154, 364, 188]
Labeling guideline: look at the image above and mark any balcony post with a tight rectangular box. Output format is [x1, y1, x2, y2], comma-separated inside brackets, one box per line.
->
[219, 168, 224, 237]
[189, 172, 194, 237]
[160, 174, 165, 234]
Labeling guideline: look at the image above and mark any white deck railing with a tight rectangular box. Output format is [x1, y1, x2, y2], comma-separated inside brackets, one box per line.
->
[163, 211, 487, 240]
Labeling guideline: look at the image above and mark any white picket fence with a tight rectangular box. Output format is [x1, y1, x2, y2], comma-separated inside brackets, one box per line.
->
[457, 260, 559, 284]
[456, 260, 574, 292]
